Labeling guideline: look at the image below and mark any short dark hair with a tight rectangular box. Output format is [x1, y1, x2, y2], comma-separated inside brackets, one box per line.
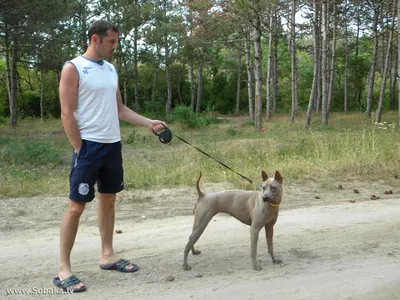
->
[88, 20, 118, 43]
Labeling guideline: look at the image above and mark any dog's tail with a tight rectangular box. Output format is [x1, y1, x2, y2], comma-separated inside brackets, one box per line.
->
[196, 172, 204, 199]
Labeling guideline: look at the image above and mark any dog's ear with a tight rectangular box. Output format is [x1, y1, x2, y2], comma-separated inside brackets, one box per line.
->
[274, 170, 283, 183]
[261, 170, 268, 181]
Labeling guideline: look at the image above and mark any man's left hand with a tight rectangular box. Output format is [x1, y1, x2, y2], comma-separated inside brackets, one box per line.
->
[147, 120, 167, 133]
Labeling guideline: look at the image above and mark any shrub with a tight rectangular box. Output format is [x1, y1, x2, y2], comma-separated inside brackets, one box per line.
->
[169, 106, 220, 128]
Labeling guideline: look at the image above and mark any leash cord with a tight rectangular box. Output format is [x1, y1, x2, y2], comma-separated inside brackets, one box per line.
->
[172, 133, 256, 186]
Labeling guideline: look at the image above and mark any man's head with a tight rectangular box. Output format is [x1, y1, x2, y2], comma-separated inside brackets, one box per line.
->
[87, 20, 119, 59]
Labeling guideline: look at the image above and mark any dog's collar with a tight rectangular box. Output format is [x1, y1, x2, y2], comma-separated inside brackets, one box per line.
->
[268, 202, 280, 207]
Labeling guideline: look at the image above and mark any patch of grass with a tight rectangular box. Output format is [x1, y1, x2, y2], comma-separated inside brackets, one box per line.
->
[0, 112, 399, 198]
[0, 139, 63, 166]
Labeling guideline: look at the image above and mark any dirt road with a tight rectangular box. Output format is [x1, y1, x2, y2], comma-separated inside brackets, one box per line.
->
[1, 181, 399, 300]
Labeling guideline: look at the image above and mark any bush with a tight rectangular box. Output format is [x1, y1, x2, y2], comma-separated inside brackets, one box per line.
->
[169, 106, 198, 128]
[0, 116, 7, 125]
[168, 106, 220, 128]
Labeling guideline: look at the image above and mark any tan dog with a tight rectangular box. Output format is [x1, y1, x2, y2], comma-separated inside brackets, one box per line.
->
[183, 170, 283, 271]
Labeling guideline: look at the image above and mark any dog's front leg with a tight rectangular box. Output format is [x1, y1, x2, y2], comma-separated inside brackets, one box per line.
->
[265, 225, 282, 264]
[250, 225, 262, 270]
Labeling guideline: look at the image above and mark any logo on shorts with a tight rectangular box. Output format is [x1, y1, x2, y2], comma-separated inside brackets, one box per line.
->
[78, 183, 89, 195]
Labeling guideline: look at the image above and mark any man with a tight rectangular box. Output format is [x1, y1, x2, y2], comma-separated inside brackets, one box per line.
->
[53, 20, 166, 292]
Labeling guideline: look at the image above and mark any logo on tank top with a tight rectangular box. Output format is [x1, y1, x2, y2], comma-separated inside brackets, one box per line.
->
[78, 183, 89, 195]
[82, 67, 93, 75]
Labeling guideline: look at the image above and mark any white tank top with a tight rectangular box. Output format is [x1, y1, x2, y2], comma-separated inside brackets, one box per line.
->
[68, 56, 121, 143]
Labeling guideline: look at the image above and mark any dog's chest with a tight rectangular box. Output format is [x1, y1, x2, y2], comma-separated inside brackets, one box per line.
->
[258, 206, 279, 225]
[249, 201, 278, 226]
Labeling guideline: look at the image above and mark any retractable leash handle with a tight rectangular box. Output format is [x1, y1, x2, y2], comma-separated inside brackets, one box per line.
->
[153, 125, 173, 144]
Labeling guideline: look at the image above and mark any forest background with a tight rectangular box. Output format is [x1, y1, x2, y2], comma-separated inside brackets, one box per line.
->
[1, 0, 400, 129]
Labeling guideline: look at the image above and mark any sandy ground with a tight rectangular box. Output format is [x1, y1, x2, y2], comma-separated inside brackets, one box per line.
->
[1, 179, 400, 300]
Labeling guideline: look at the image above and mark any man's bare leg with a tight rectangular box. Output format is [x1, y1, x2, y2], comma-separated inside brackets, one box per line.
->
[58, 200, 86, 290]
[98, 193, 135, 271]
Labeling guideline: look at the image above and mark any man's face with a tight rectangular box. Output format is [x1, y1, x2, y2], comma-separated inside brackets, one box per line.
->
[94, 29, 118, 59]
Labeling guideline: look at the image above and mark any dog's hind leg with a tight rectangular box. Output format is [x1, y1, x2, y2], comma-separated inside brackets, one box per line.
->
[191, 245, 201, 255]
[183, 211, 214, 270]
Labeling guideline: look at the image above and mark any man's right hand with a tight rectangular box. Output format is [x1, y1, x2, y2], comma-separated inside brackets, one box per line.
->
[74, 141, 83, 157]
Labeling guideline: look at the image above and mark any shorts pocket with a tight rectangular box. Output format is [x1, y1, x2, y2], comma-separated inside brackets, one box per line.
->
[77, 140, 89, 159]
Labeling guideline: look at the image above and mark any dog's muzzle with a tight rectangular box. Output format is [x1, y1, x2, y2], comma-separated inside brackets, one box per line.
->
[262, 197, 274, 202]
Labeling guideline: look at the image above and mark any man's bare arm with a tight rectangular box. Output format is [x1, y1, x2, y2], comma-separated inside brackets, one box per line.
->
[60, 63, 82, 154]
[116, 86, 166, 132]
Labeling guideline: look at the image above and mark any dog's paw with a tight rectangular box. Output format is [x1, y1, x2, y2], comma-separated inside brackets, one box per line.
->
[183, 264, 192, 271]
[252, 264, 262, 271]
[192, 250, 201, 255]
[273, 259, 282, 264]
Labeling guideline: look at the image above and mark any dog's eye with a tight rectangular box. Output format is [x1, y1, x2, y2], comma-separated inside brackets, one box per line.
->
[270, 186, 277, 192]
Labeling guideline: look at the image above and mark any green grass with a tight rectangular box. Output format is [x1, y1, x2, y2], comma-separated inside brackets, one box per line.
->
[0, 111, 399, 198]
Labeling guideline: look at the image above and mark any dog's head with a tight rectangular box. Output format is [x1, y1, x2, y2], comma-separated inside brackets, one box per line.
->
[260, 170, 283, 206]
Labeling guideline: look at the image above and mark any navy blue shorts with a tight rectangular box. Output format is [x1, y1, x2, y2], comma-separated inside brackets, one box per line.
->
[69, 139, 124, 202]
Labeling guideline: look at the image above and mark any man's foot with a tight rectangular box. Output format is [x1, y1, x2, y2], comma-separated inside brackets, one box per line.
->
[53, 275, 86, 292]
[100, 258, 139, 273]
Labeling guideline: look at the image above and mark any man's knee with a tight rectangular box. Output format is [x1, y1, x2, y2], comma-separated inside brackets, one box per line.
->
[98, 193, 115, 209]
[67, 200, 85, 217]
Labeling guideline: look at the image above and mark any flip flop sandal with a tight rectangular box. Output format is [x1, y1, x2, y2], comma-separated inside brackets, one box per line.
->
[100, 259, 139, 273]
[53, 275, 86, 292]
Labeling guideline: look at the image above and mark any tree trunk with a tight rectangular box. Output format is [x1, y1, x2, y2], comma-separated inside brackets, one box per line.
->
[151, 67, 158, 102]
[134, 27, 140, 112]
[178, 68, 183, 105]
[306, 0, 319, 127]
[376, 0, 396, 123]
[389, 50, 397, 110]
[245, 38, 254, 120]
[5, 25, 12, 103]
[290, 0, 298, 124]
[327, 2, 337, 112]
[366, 6, 379, 117]
[123, 78, 128, 107]
[272, 9, 279, 113]
[39, 70, 44, 121]
[123, 56, 129, 106]
[17, 70, 24, 103]
[235, 47, 242, 116]
[26, 73, 34, 91]
[381, 12, 387, 76]
[353, 4, 361, 105]
[344, 0, 349, 114]
[80, 0, 88, 52]
[398, 0, 400, 123]
[321, 0, 329, 125]
[266, 7, 274, 121]
[253, 16, 263, 131]
[316, 38, 322, 113]
[165, 34, 173, 113]
[56, 71, 61, 89]
[189, 63, 196, 111]
[10, 40, 18, 127]
[196, 46, 205, 113]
